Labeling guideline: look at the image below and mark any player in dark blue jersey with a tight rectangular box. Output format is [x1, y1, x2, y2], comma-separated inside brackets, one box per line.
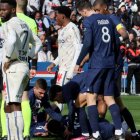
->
[28, 78, 64, 137]
[75, 0, 124, 139]
[49, 72, 115, 139]
[92, 0, 140, 139]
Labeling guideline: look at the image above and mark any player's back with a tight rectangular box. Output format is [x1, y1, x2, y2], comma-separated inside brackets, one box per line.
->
[84, 14, 116, 68]
[2, 17, 32, 61]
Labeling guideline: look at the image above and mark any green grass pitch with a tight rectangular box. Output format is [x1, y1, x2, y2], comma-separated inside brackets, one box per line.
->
[0, 95, 140, 140]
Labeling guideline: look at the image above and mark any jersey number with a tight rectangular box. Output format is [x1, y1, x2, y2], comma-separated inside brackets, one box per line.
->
[22, 30, 29, 49]
[102, 27, 110, 43]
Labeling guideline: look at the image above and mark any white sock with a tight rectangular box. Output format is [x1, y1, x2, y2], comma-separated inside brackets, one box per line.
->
[12, 111, 24, 140]
[92, 131, 100, 138]
[82, 133, 90, 137]
[6, 113, 15, 140]
[115, 129, 123, 135]
[132, 132, 138, 136]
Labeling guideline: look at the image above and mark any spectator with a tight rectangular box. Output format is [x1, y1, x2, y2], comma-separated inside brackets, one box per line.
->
[43, 10, 56, 29]
[42, 0, 60, 15]
[70, 11, 78, 26]
[27, 0, 41, 17]
[38, 33, 54, 62]
[131, 14, 140, 38]
[126, 39, 140, 95]
[116, 2, 131, 30]
[34, 11, 47, 35]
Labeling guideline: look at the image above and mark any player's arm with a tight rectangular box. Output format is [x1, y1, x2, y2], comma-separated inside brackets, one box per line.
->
[4, 27, 16, 62]
[67, 28, 82, 79]
[3, 26, 17, 71]
[110, 14, 129, 41]
[75, 19, 92, 71]
[46, 57, 59, 72]
[80, 53, 89, 68]
[28, 29, 42, 58]
[44, 101, 63, 122]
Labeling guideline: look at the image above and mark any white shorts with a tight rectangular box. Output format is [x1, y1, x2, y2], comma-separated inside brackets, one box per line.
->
[56, 70, 70, 86]
[3, 61, 29, 104]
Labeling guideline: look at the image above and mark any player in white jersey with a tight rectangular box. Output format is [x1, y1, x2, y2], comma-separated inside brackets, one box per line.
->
[47, 6, 82, 112]
[47, 6, 82, 86]
[0, 0, 42, 139]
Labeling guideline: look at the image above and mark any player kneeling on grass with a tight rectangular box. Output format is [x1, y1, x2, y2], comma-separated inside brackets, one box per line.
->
[28, 78, 65, 137]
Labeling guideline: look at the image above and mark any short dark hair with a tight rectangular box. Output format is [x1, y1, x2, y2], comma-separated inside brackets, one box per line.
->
[35, 78, 47, 91]
[0, 0, 17, 8]
[93, 0, 107, 7]
[55, 6, 71, 18]
[47, 120, 65, 136]
[76, 0, 92, 11]
[49, 85, 62, 101]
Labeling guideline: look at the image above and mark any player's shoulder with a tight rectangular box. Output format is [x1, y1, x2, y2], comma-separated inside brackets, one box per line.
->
[17, 13, 36, 26]
[68, 22, 78, 29]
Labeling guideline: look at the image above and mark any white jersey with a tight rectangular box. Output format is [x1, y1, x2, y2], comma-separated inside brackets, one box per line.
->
[53, 22, 82, 79]
[42, 0, 60, 15]
[1, 17, 42, 63]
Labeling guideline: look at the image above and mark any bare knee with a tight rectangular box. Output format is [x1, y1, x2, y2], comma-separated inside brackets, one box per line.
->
[4, 102, 21, 113]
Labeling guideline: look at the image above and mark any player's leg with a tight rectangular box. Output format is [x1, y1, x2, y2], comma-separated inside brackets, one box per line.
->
[114, 72, 140, 138]
[55, 70, 69, 111]
[0, 91, 7, 139]
[104, 69, 124, 139]
[21, 90, 31, 140]
[97, 95, 107, 119]
[0, 70, 7, 139]
[115, 97, 140, 138]
[126, 66, 134, 94]
[87, 92, 101, 139]
[5, 62, 29, 140]
[4, 103, 24, 140]
[75, 93, 91, 137]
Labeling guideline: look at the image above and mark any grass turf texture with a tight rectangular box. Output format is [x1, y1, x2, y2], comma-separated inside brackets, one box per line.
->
[0, 95, 140, 139]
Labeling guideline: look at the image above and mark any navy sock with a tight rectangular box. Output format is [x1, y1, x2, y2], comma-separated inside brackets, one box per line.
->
[121, 108, 137, 133]
[87, 105, 99, 133]
[109, 104, 122, 130]
[77, 107, 91, 134]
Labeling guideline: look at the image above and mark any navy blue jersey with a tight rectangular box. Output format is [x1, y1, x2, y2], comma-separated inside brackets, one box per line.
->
[29, 89, 62, 123]
[77, 14, 116, 68]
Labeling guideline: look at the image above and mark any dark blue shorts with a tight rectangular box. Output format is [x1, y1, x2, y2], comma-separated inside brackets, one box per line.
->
[84, 68, 115, 96]
[71, 72, 87, 93]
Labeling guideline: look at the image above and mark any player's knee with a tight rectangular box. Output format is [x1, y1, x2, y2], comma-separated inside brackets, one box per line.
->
[8, 102, 22, 112]
[4, 103, 11, 113]
[104, 96, 115, 107]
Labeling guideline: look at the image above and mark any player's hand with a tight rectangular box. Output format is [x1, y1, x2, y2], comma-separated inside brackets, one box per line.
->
[3, 62, 11, 72]
[74, 65, 81, 74]
[46, 63, 55, 72]
[64, 127, 72, 138]
[30, 69, 36, 79]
